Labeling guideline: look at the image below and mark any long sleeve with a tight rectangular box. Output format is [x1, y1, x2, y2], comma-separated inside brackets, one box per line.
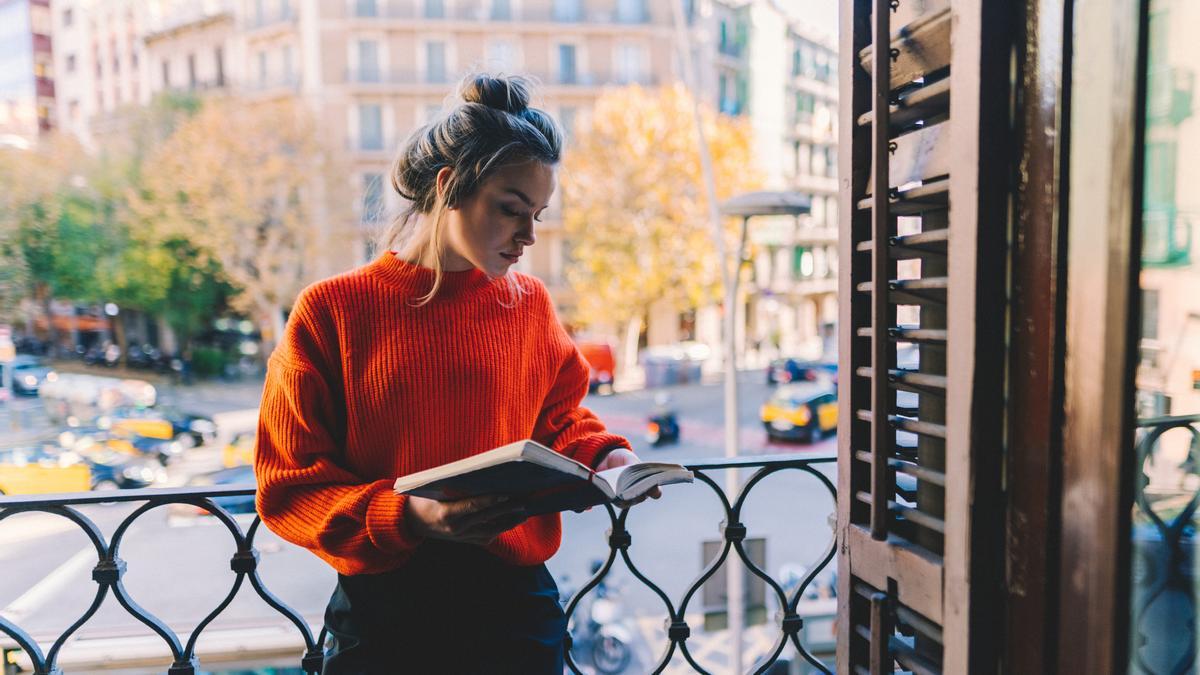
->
[254, 303, 422, 576]
[532, 344, 631, 470]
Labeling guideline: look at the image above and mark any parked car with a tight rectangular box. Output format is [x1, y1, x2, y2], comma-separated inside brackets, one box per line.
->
[73, 445, 164, 491]
[105, 405, 217, 447]
[0, 445, 91, 495]
[2, 355, 58, 396]
[760, 383, 838, 443]
[59, 427, 185, 466]
[576, 341, 616, 394]
[167, 464, 257, 520]
[766, 357, 837, 386]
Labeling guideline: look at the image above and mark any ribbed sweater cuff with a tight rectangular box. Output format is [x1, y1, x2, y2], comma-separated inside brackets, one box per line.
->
[564, 434, 631, 470]
[365, 487, 422, 555]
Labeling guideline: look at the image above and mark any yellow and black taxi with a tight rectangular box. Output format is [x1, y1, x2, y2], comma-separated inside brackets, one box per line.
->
[760, 383, 838, 443]
[0, 445, 92, 495]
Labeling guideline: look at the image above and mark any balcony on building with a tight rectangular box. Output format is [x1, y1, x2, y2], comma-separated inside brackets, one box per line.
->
[246, 0, 296, 31]
[1142, 207, 1195, 268]
[143, 0, 235, 41]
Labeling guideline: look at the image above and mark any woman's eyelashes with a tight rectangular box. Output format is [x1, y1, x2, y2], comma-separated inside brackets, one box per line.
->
[501, 203, 545, 223]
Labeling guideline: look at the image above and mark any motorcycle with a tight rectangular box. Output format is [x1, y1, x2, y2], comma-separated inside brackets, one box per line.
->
[645, 393, 680, 447]
[559, 561, 636, 674]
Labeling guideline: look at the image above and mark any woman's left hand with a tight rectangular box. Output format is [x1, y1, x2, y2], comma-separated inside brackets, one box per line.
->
[595, 447, 662, 506]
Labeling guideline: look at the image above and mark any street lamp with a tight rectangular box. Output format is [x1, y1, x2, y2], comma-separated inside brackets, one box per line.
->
[717, 190, 810, 671]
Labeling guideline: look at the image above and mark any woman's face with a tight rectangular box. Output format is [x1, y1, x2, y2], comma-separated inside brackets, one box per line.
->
[440, 161, 555, 278]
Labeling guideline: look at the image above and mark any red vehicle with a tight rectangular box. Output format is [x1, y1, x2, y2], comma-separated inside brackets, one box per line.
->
[576, 341, 616, 394]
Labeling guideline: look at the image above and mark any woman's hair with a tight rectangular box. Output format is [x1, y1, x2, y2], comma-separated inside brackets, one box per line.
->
[379, 73, 563, 305]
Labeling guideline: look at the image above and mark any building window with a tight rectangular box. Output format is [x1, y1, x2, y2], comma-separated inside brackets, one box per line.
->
[814, 49, 832, 82]
[795, 91, 815, 121]
[491, 0, 512, 20]
[358, 40, 380, 82]
[187, 53, 197, 89]
[554, 0, 584, 22]
[131, 50, 138, 68]
[616, 0, 647, 23]
[615, 43, 646, 84]
[794, 247, 815, 279]
[362, 173, 385, 222]
[254, 0, 265, 25]
[424, 0, 445, 19]
[425, 42, 446, 83]
[359, 104, 383, 150]
[283, 45, 294, 83]
[66, 54, 76, 73]
[215, 46, 225, 86]
[280, 0, 292, 19]
[355, 0, 378, 17]
[162, 60, 170, 87]
[113, 56, 120, 73]
[557, 44, 577, 85]
[63, 8, 73, 26]
[257, 51, 268, 86]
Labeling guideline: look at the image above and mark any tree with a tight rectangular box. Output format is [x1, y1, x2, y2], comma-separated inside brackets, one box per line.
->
[136, 97, 348, 356]
[0, 136, 94, 344]
[560, 85, 761, 367]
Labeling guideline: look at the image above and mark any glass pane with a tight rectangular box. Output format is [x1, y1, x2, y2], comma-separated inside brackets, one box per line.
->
[358, 40, 379, 81]
[358, 104, 382, 150]
[1130, 1, 1200, 672]
[355, 0, 378, 17]
[557, 44, 576, 84]
[426, 42, 446, 83]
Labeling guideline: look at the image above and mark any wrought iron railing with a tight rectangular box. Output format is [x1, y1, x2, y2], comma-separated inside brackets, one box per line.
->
[0, 453, 836, 674]
[1132, 414, 1200, 675]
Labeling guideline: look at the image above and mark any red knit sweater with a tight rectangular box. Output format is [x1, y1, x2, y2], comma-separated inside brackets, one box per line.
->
[254, 253, 630, 576]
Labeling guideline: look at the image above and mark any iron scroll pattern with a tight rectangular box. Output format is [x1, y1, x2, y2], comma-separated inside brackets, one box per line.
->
[1131, 414, 1200, 675]
[561, 454, 837, 675]
[0, 453, 837, 674]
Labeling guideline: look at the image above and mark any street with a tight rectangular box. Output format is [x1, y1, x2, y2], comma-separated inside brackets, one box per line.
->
[0, 370, 838, 673]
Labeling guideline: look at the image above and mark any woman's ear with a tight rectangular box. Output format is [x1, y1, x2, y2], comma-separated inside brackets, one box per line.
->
[435, 167, 454, 208]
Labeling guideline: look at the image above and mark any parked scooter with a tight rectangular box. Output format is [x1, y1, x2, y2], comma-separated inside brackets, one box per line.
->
[559, 561, 636, 674]
[645, 392, 680, 447]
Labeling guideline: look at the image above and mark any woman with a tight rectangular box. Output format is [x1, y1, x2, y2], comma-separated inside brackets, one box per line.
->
[254, 73, 657, 673]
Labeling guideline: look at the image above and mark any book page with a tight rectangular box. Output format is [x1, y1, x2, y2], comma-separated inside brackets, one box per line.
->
[596, 463, 694, 502]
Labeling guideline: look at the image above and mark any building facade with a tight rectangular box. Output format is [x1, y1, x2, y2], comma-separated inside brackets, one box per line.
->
[0, 0, 54, 147]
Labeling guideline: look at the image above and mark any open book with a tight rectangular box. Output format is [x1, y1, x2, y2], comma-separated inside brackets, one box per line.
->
[392, 440, 694, 516]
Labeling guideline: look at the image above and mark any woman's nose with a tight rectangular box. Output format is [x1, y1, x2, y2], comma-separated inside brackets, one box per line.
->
[515, 223, 536, 246]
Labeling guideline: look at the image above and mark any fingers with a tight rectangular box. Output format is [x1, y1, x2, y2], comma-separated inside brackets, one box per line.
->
[453, 499, 527, 530]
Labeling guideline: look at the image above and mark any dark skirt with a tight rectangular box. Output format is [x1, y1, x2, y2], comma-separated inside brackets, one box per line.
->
[322, 541, 567, 674]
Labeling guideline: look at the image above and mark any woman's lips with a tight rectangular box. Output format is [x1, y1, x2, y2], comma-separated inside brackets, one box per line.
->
[500, 252, 521, 262]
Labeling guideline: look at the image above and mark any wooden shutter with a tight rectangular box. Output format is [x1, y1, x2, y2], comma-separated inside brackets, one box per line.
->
[836, 0, 1010, 672]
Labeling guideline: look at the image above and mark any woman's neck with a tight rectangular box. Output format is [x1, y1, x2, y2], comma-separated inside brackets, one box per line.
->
[394, 224, 473, 272]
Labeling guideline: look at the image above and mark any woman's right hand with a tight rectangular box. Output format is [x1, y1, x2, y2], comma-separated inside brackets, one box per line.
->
[403, 494, 529, 546]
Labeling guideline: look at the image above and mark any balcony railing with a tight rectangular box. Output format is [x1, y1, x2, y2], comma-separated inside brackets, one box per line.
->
[0, 453, 836, 674]
[1132, 414, 1200, 675]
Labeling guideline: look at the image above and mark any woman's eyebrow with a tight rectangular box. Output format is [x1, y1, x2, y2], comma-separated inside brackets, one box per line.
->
[503, 188, 535, 207]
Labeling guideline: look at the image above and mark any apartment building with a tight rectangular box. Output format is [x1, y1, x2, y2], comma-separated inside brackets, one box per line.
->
[49, 0, 152, 147]
[0, 0, 54, 147]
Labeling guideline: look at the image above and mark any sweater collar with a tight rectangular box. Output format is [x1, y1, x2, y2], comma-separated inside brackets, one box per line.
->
[368, 252, 494, 299]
